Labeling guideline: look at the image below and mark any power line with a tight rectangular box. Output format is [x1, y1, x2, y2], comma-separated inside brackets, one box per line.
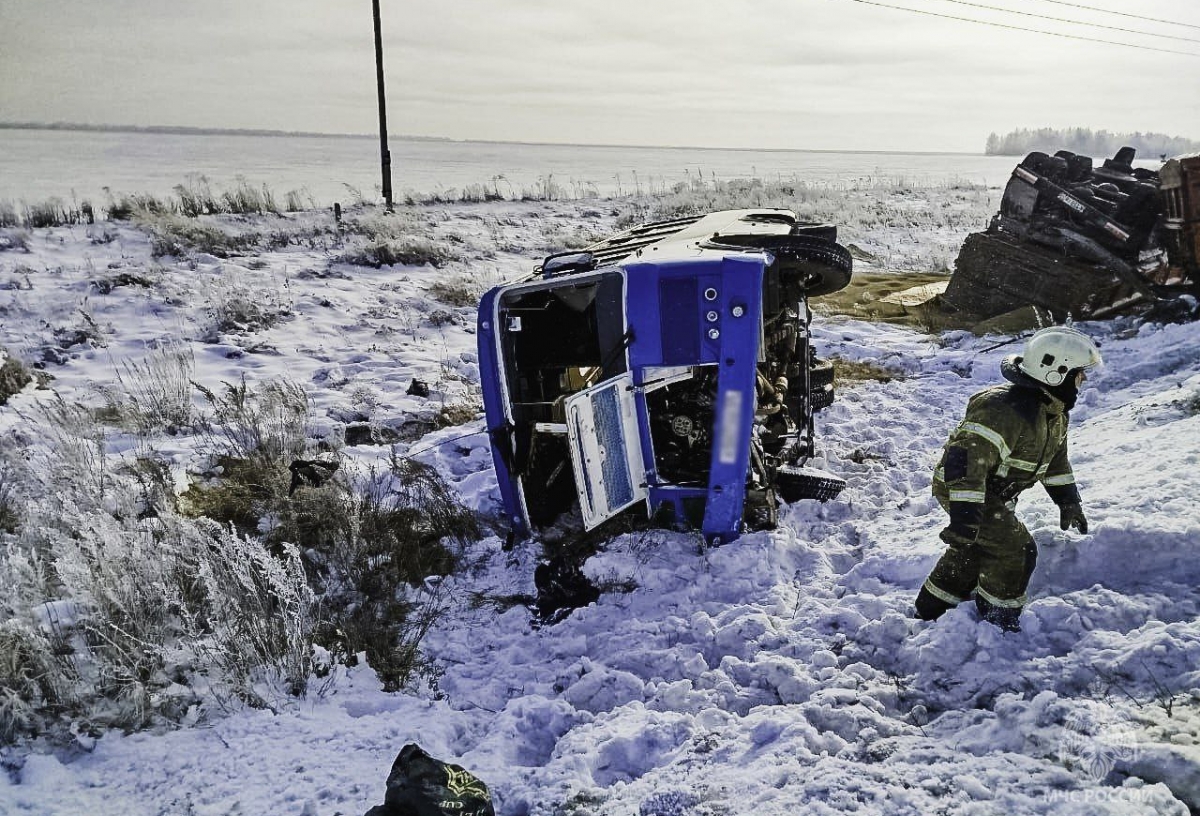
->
[837, 0, 1200, 57]
[1025, 0, 1200, 32]
[940, 0, 1200, 44]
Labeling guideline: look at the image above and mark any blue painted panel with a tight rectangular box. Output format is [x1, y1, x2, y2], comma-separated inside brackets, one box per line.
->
[623, 261, 663, 371]
[658, 277, 699, 365]
[625, 257, 729, 372]
[700, 255, 766, 543]
[477, 286, 528, 538]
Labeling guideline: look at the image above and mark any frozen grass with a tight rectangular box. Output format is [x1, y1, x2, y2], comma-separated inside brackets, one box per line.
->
[0, 362, 483, 742]
[296, 457, 481, 691]
[98, 177, 282, 223]
[80, 174, 484, 217]
[0, 392, 319, 738]
[0, 456, 19, 535]
[592, 174, 995, 278]
[0, 350, 34, 406]
[0, 197, 96, 229]
[333, 210, 459, 268]
[426, 274, 488, 308]
[400, 173, 601, 205]
[5, 171, 993, 278]
[285, 188, 317, 212]
[353, 172, 991, 276]
[104, 340, 197, 435]
[618, 174, 993, 242]
[0, 201, 19, 228]
[141, 213, 263, 258]
[0, 228, 31, 252]
[162, 175, 279, 218]
[181, 379, 479, 690]
[336, 237, 457, 269]
[831, 357, 903, 385]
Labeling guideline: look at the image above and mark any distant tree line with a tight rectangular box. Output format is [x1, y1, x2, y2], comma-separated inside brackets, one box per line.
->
[985, 128, 1200, 159]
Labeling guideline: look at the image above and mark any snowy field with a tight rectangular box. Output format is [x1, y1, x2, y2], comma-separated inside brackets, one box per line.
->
[1, 185, 1199, 815]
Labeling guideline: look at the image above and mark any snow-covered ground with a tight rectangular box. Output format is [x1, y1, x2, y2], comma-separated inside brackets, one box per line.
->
[1, 192, 1199, 816]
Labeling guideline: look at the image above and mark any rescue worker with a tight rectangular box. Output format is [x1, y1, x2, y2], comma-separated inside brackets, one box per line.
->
[915, 326, 1103, 631]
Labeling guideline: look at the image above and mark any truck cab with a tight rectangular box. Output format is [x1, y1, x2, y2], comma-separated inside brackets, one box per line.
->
[1160, 153, 1200, 282]
[477, 209, 853, 545]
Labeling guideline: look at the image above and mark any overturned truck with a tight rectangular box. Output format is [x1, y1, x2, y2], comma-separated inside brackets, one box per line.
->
[478, 209, 853, 546]
[945, 148, 1200, 321]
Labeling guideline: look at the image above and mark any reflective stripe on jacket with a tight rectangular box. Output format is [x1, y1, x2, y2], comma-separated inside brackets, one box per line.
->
[933, 383, 1078, 508]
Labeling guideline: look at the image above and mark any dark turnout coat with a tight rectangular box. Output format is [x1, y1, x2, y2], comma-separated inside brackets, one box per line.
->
[933, 379, 1079, 512]
[920, 360, 1082, 626]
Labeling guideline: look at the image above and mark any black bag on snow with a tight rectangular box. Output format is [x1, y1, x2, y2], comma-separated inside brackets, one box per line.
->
[363, 743, 495, 816]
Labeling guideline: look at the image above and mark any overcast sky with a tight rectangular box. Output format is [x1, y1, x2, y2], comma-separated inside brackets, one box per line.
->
[1, 0, 1197, 153]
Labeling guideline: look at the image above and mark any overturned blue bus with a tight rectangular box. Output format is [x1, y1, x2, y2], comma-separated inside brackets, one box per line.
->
[477, 209, 853, 546]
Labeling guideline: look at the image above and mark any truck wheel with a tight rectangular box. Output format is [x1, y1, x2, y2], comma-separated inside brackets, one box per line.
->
[809, 383, 835, 412]
[775, 465, 847, 503]
[772, 237, 853, 298]
[702, 234, 853, 298]
[809, 357, 835, 389]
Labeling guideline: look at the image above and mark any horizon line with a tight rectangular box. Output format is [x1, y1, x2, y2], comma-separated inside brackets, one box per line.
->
[0, 120, 984, 157]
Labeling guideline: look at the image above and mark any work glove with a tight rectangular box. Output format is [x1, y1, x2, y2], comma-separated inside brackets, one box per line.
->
[939, 524, 979, 548]
[1059, 502, 1088, 534]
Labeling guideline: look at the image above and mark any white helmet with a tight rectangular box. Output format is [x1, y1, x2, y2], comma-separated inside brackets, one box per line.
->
[1017, 326, 1103, 386]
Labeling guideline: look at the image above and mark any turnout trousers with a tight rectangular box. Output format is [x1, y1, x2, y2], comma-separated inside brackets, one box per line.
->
[919, 497, 1037, 630]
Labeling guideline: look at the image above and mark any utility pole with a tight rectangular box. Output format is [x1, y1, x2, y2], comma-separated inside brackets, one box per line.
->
[372, 0, 394, 212]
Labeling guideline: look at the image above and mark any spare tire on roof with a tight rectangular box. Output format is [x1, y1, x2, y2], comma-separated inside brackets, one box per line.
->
[771, 237, 853, 298]
[702, 234, 853, 298]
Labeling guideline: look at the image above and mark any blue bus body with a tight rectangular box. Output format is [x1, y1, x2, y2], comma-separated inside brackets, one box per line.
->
[478, 209, 852, 545]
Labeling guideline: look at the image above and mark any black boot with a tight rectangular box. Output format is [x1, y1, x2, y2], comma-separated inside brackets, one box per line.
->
[975, 594, 1022, 632]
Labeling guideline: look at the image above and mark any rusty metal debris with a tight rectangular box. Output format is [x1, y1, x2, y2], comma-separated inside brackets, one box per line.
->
[943, 148, 1200, 323]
